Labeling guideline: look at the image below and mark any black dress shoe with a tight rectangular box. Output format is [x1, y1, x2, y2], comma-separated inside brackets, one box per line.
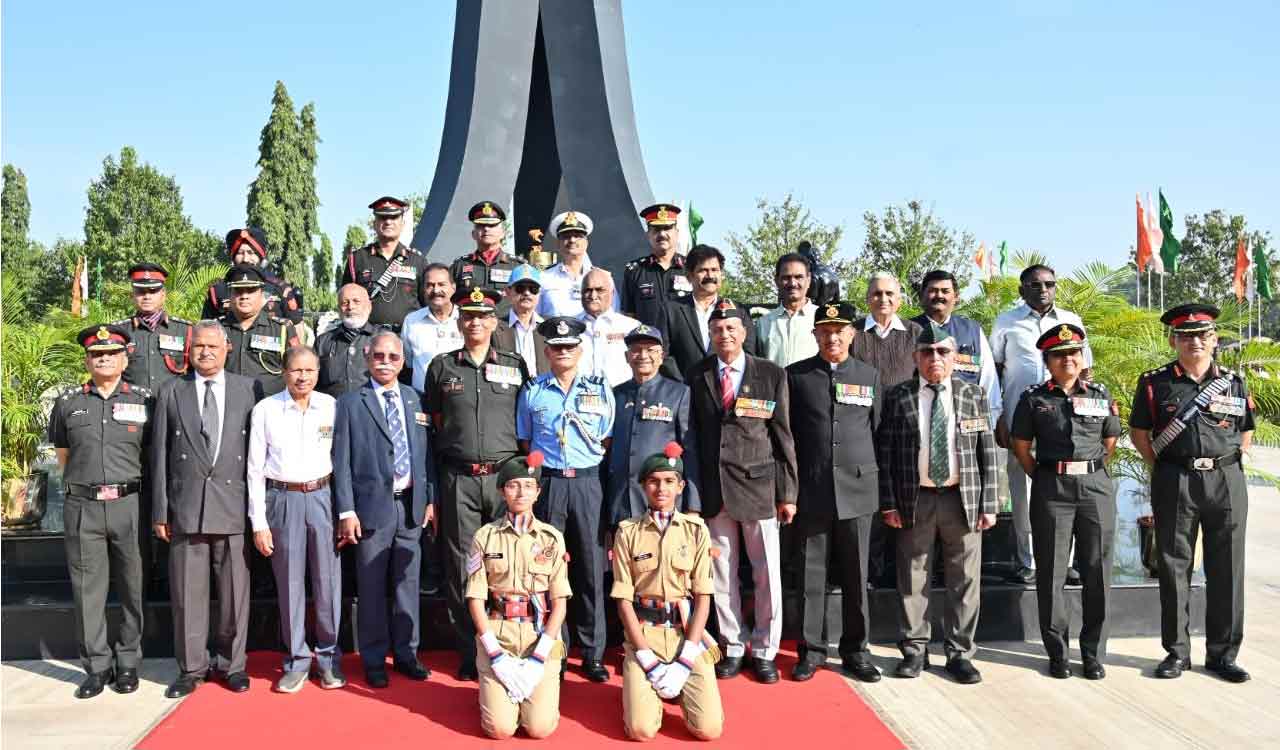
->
[365, 667, 390, 688]
[457, 661, 479, 681]
[894, 653, 929, 679]
[1082, 659, 1106, 680]
[841, 656, 882, 683]
[581, 659, 609, 683]
[752, 658, 779, 684]
[791, 652, 824, 681]
[1008, 566, 1036, 585]
[394, 658, 430, 681]
[225, 671, 250, 692]
[715, 655, 743, 679]
[1205, 660, 1251, 683]
[75, 669, 114, 699]
[1155, 655, 1190, 679]
[165, 674, 203, 699]
[1065, 567, 1082, 586]
[945, 658, 982, 684]
[1048, 658, 1071, 679]
[112, 668, 139, 694]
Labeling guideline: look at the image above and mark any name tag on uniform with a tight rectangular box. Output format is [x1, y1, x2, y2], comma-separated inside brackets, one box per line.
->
[442, 377, 464, 394]
[959, 417, 987, 434]
[577, 394, 609, 415]
[317, 425, 334, 440]
[112, 403, 147, 424]
[158, 334, 185, 352]
[1208, 394, 1246, 416]
[640, 403, 673, 422]
[835, 383, 873, 406]
[490, 268, 512, 284]
[485, 364, 522, 387]
[1071, 397, 1110, 417]
[414, 412, 428, 427]
[250, 334, 280, 352]
[734, 398, 776, 419]
[672, 276, 692, 292]
[954, 353, 981, 373]
[484, 552, 504, 559]
[632, 552, 653, 561]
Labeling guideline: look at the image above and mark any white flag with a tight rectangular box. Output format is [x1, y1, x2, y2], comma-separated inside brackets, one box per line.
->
[78, 257, 89, 318]
[1145, 193, 1165, 274]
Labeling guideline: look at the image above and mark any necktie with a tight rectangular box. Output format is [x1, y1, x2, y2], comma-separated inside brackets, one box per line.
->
[720, 366, 735, 411]
[201, 380, 219, 459]
[927, 383, 950, 486]
[384, 390, 411, 483]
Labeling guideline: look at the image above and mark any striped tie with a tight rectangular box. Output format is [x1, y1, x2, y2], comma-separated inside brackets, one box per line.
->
[383, 390, 411, 482]
[720, 366, 735, 411]
[927, 383, 950, 486]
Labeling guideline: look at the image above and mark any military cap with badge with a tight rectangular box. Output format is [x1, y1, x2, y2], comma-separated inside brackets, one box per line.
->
[538, 316, 586, 346]
[1161, 303, 1219, 333]
[1036, 323, 1088, 353]
[128, 262, 169, 291]
[79, 324, 131, 353]
[469, 201, 507, 226]
[550, 210, 593, 237]
[815, 301, 858, 327]
[639, 203, 681, 229]
[369, 196, 409, 218]
[497, 450, 546, 487]
[453, 287, 502, 314]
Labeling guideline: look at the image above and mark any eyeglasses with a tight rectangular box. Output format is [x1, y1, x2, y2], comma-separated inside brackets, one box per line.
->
[919, 347, 954, 358]
[1023, 280, 1057, 289]
[1175, 331, 1214, 342]
[512, 284, 539, 295]
[369, 352, 403, 363]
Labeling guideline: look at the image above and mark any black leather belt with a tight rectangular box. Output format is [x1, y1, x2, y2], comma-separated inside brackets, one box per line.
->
[634, 597, 690, 629]
[444, 458, 498, 477]
[267, 475, 331, 492]
[1038, 459, 1104, 475]
[543, 466, 599, 478]
[1160, 452, 1241, 472]
[918, 484, 959, 493]
[65, 481, 140, 501]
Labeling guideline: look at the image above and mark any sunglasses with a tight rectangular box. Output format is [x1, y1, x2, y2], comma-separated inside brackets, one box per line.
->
[919, 347, 954, 358]
[512, 284, 539, 295]
[1023, 280, 1057, 289]
[369, 352, 403, 363]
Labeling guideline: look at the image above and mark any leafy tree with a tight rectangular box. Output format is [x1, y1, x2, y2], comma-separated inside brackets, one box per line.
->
[2, 165, 43, 317]
[246, 81, 319, 290]
[722, 193, 850, 304]
[314, 233, 335, 292]
[1156, 210, 1271, 308]
[82, 146, 222, 288]
[344, 224, 368, 252]
[2, 165, 31, 255]
[859, 199, 976, 298]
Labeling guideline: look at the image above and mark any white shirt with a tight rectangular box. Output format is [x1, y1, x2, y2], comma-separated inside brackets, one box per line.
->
[402, 305, 463, 391]
[928, 314, 1003, 425]
[917, 378, 959, 487]
[578, 309, 641, 387]
[990, 303, 1093, 425]
[693, 296, 719, 351]
[371, 379, 411, 493]
[864, 314, 908, 339]
[757, 302, 819, 367]
[716, 351, 746, 402]
[193, 370, 227, 462]
[246, 390, 337, 531]
[536, 259, 620, 318]
[506, 310, 543, 376]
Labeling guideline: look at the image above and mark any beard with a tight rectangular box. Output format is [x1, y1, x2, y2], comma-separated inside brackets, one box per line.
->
[341, 313, 370, 329]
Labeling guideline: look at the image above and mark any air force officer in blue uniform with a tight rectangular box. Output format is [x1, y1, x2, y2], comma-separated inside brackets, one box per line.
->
[333, 330, 437, 688]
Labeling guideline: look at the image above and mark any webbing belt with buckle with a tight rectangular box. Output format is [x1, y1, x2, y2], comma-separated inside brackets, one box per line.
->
[65, 481, 140, 501]
[634, 597, 689, 628]
[487, 592, 549, 624]
[1039, 459, 1104, 476]
[1161, 452, 1241, 472]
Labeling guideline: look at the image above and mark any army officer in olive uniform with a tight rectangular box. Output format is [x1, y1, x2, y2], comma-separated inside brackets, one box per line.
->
[612, 443, 723, 741]
[1010, 324, 1120, 681]
[1130, 304, 1254, 683]
[49, 325, 151, 699]
[467, 451, 570, 740]
[341, 197, 430, 331]
[786, 301, 883, 683]
[117, 263, 191, 391]
[219, 264, 301, 400]
[451, 201, 522, 299]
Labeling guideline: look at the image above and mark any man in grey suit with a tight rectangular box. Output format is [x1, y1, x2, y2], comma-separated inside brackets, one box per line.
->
[333, 331, 437, 688]
[151, 320, 261, 698]
[876, 323, 998, 685]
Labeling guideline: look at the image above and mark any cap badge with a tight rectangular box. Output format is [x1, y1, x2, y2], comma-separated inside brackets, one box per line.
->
[825, 304, 839, 318]
[564, 211, 577, 226]
[1058, 325, 1074, 341]
[482, 202, 495, 216]
[470, 288, 485, 303]
[96, 327, 111, 341]
[656, 207, 669, 222]
[557, 320, 570, 336]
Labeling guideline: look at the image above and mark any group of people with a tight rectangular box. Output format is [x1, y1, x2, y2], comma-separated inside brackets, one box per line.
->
[50, 196, 1253, 742]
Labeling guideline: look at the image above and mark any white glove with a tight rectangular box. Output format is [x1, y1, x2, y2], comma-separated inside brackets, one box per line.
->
[481, 632, 527, 703]
[518, 634, 557, 696]
[635, 648, 669, 692]
[654, 641, 704, 699]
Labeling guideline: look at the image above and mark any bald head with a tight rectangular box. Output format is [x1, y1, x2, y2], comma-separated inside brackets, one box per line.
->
[582, 268, 615, 316]
[339, 283, 371, 328]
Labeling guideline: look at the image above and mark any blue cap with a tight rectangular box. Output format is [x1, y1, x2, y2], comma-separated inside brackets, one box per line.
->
[509, 264, 542, 288]
[624, 324, 664, 347]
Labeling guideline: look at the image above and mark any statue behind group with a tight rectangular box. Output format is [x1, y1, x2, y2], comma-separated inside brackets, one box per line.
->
[798, 240, 839, 305]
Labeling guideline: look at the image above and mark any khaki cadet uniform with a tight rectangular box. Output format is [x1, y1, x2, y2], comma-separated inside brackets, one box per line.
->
[466, 516, 571, 739]
[612, 512, 723, 741]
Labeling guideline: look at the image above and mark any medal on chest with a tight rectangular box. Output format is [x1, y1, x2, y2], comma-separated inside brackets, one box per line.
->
[112, 402, 147, 424]
[1070, 397, 1110, 417]
[1207, 394, 1246, 416]
[158, 334, 185, 352]
[834, 383, 874, 406]
[250, 334, 280, 352]
[734, 397, 776, 419]
[490, 268, 512, 284]
[577, 393, 608, 415]
[640, 402, 673, 422]
[485, 363, 521, 388]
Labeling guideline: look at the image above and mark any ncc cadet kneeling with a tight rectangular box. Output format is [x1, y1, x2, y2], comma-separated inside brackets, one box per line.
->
[467, 451, 570, 740]
[612, 443, 724, 742]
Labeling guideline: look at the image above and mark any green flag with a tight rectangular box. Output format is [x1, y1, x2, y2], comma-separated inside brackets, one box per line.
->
[687, 202, 704, 247]
[1254, 243, 1272, 301]
[1158, 189, 1181, 273]
[998, 240, 1008, 276]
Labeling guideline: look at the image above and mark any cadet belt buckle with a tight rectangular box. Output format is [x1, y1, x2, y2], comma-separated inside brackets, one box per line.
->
[503, 600, 531, 618]
[1192, 457, 1216, 471]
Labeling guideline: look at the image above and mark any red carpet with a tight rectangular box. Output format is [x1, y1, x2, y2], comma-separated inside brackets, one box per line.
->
[138, 646, 903, 748]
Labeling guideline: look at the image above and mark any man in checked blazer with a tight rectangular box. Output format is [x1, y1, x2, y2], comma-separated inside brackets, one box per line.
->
[876, 322, 998, 685]
[687, 299, 797, 684]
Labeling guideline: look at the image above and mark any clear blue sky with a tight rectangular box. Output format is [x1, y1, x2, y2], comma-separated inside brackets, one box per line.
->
[4, 1, 1277, 281]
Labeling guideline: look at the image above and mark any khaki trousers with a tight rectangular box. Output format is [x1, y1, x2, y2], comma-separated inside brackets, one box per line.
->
[476, 620, 564, 739]
[622, 624, 723, 741]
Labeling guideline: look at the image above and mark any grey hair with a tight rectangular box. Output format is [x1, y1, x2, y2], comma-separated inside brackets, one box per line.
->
[866, 271, 902, 293]
[283, 345, 318, 369]
[581, 268, 615, 293]
[192, 319, 229, 343]
[368, 329, 403, 351]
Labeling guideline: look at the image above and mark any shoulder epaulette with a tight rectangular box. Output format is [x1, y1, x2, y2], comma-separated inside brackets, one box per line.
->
[583, 374, 607, 386]
[1140, 364, 1170, 380]
[617, 517, 640, 532]
[169, 316, 194, 325]
[58, 385, 81, 400]
[110, 318, 131, 326]
[132, 385, 153, 398]
[679, 512, 707, 528]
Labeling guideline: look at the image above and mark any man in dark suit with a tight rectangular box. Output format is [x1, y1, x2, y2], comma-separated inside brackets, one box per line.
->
[660, 245, 758, 378]
[333, 330, 437, 688]
[151, 320, 261, 698]
[493, 264, 549, 376]
[877, 323, 998, 685]
[787, 301, 883, 683]
[606, 324, 700, 526]
[686, 299, 797, 684]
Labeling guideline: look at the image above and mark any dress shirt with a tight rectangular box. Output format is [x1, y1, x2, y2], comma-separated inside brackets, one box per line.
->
[716, 351, 746, 401]
[536, 258, 620, 318]
[506, 310, 543, 376]
[246, 390, 337, 531]
[864, 314, 908, 339]
[578, 309, 641, 387]
[757, 301, 819, 367]
[693, 296, 718, 350]
[917, 378, 959, 487]
[372, 379, 411, 493]
[402, 304, 463, 391]
[516, 372, 615, 469]
[990, 303, 1093, 425]
[193, 370, 227, 462]
[927, 314, 1003, 425]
